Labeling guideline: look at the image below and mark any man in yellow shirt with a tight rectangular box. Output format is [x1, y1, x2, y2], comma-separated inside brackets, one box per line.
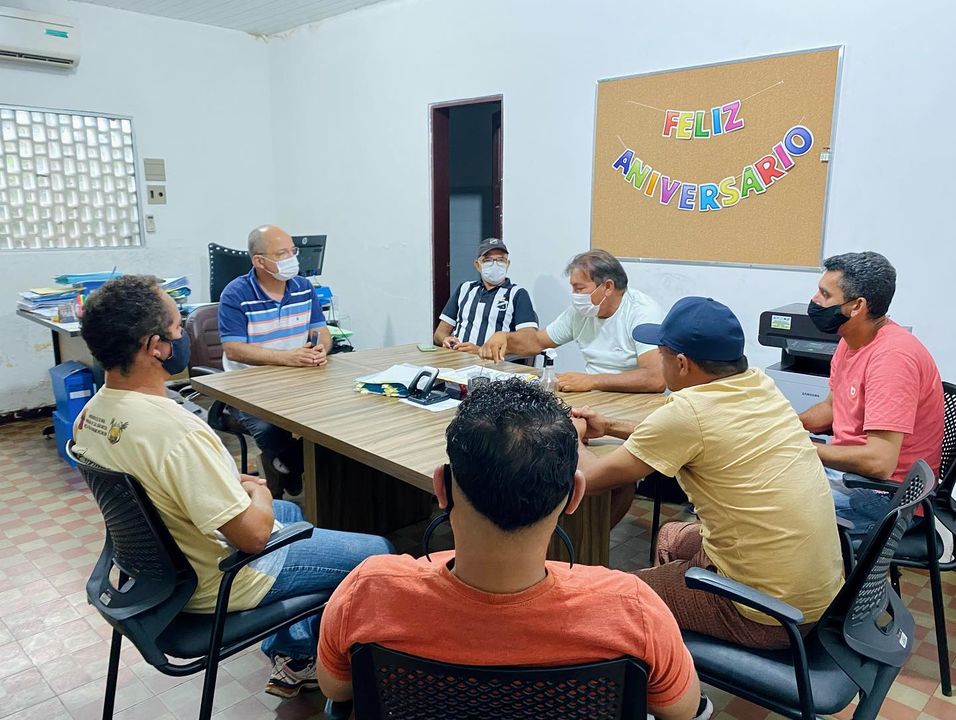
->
[72, 275, 391, 698]
[575, 297, 843, 649]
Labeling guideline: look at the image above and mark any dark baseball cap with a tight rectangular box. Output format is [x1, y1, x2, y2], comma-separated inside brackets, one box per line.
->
[476, 237, 509, 260]
[632, 296, 744, 362]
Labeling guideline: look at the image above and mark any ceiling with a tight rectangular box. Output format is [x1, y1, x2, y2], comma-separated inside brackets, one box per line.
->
[72, 0, 391, 36]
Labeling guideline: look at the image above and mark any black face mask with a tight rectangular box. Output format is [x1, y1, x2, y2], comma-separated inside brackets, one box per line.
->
[158, 333, 191, 375]
[807, 300, 851, 334]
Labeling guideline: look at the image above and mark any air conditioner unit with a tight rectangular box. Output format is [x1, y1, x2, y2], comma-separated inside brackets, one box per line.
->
[0, 5, 79, 69]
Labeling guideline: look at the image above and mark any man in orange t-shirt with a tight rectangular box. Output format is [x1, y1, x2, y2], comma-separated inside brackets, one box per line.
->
[316, 379, 707, 720]
[801, 251, 944, 537]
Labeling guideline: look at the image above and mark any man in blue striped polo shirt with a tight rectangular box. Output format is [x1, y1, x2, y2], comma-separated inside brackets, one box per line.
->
[433, 237, 538, 354]
[218, 225, 331, 498]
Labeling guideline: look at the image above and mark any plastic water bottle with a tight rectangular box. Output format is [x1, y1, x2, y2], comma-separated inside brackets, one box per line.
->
[539, 349, 557, 393]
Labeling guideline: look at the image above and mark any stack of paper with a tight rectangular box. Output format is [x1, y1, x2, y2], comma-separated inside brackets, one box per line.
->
[162, 277, 192, 302]
[354, 363, 425, 397]
[438, 365, 535, 385]
[17, 286, 83, 314]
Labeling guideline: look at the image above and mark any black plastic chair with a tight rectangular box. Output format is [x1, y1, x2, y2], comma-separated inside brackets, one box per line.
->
[681, 459, 933, 720]
[69, 446, 332, 720]
[180, 303, 253, 474]
[842, 379, 956, 695]
[325, 643, 648, 720]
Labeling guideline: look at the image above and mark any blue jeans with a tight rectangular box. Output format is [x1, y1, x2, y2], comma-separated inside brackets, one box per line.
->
[826, 467, 893, 538]
[258, 500, 394, 660]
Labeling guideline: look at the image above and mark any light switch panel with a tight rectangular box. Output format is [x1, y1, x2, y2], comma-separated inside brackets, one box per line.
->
[147, 185, 167, 205]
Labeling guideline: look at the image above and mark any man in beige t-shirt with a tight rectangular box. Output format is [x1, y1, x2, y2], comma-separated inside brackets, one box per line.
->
[575, 297, 843, 650]
[72, 275, 391, 698]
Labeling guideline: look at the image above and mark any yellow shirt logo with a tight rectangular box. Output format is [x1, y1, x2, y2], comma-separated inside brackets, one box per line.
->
[107, 418, 129, 445]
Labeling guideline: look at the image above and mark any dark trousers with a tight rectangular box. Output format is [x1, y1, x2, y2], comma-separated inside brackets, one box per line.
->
[233, 408, 303, 494]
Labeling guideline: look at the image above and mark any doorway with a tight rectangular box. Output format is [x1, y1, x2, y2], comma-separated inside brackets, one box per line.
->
[431, 96, 503, 325]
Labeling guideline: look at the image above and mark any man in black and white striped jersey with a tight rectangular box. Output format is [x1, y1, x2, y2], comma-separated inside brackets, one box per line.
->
[433, 238, 539, 354]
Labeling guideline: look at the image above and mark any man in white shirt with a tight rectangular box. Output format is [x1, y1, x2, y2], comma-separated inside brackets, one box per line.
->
[480, 249, 664, 392]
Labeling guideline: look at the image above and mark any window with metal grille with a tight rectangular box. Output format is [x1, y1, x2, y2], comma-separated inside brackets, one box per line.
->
[0, 104, 143, 251]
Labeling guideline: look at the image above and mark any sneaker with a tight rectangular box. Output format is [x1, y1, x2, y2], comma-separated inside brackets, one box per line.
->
[694, 694, 714, 720]
[265, 654, 320, 698]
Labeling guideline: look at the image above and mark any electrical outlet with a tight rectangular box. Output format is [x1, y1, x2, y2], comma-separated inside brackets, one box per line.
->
[147, 185, 167, 205]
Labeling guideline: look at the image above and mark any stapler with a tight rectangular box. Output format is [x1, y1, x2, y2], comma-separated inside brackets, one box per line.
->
[406, 366, 450, 406]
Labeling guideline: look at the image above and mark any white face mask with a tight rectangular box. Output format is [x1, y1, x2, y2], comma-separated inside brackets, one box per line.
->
[480, 260, 508, 286]
[265, 255, 299, 281]
[571, 287, 604, 317]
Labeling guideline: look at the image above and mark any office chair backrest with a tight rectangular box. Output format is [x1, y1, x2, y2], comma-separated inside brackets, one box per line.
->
[208, 244, 252, 303]
[185, 303, 224, 372]
[70, 447, 198, 667]
[818, 461, 933, 697]
[349, 643, 648, 720]
[938, 381, 956, 506]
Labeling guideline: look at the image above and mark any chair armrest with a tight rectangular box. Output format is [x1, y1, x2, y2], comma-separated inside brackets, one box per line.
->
[841, 473, 896, 493]
[684, 567, 805, 626]
[835, 516, 855, 531]
[191, 366, 222, 377]
[219, 521, 313, 573]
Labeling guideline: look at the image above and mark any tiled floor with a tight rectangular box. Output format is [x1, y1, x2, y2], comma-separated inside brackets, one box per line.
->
[1, 416, 955, 720]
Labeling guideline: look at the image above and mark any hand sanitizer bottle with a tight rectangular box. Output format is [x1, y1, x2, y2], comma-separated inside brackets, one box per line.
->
[539, 349, 557, 393]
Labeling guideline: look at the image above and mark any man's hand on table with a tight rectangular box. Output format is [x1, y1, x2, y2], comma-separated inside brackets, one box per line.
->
[556, 372, 596, 393]
[286, 343, 327, 367]
[479, 332, 508, 364]
[454, 341, 480, 354]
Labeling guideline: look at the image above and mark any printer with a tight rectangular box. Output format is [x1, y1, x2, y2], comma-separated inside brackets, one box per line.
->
[758, 303, 840, 414]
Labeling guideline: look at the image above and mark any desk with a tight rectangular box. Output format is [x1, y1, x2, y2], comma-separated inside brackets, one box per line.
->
[190, 344, 664, 565]
[17, 309, 83, 365]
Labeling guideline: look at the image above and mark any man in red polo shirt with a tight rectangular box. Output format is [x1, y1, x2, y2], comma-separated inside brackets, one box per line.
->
[800, 251, 944, 537]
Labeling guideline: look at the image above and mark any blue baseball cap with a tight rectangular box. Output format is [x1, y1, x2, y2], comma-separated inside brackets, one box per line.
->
[632, 296, 744, 362]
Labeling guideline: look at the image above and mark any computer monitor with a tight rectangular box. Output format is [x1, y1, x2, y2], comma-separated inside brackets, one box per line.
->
[292, 235, 327, 279]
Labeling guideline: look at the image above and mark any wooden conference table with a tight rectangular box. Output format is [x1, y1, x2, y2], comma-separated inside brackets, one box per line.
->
[190, 344, 663, 566]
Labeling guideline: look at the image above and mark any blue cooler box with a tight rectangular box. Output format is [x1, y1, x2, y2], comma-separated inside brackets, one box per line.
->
[49, 360, 95, 421]
[52, 410, 76, 467]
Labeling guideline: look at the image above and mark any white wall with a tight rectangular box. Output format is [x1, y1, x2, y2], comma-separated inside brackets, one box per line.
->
[268, 0, 956, 378]
[0, 1, 276, 411]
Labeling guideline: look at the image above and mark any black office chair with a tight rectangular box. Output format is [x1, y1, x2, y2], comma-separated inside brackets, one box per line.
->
[681, 459, 933, 720]
[842, 380, 956, 695]
[326, 643, 649, 720]
[69, 446, 332, 720]
[180, 303, 253, 473]
[208, 243, 253, 303]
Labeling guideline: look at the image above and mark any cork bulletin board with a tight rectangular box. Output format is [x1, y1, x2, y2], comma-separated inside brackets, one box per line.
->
[590, 47, 842, 268]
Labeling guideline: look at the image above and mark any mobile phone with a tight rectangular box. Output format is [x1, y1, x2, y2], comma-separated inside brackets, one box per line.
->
[417, 343, 438, 352]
